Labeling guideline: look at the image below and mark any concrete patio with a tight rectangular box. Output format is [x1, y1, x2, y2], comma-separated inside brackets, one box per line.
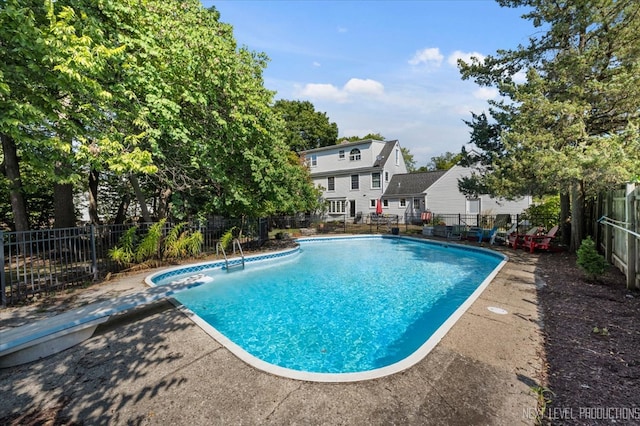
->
[0, 246, 544, 425]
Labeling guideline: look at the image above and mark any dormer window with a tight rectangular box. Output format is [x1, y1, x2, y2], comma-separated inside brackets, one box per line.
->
[338, 150, 345, 159]
[349, 148, 361, 161]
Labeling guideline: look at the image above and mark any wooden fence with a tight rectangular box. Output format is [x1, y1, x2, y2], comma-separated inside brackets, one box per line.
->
[597, 183, 639, 289]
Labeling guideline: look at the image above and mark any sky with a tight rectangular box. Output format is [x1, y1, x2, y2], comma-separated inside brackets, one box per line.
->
[201, 0, 539, 167]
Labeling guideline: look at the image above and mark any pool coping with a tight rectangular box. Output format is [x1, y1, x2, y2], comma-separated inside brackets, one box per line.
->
[145, 235, 508, 383]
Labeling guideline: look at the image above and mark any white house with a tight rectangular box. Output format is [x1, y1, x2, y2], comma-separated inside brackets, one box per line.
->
[301, 140, 531, 224]
[300, 139, 407, 221]
[383, 165, 532, 223]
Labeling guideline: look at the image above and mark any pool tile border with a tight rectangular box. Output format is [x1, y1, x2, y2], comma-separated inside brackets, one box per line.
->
[145, 246, 301, 286]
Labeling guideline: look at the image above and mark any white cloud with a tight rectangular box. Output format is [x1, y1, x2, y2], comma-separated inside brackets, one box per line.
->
[296, 78, 384, 103]
[337, 26, 348, 33]
[473, 87, 498, 100]
[343, 78, 384, 96]
[312, 61, 321, 67]
[408, 47, 443, 67]
[298, 83, 348, 103]
[447, 50, 485, 67]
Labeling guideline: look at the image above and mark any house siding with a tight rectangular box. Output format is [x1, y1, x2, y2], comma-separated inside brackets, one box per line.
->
[425, 165, 531, 215]
[303, 139, 407, 221]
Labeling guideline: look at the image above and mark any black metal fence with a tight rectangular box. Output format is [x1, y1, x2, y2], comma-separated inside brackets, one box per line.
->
[2, 212, 559, 307]
[1, 218, 267, 307]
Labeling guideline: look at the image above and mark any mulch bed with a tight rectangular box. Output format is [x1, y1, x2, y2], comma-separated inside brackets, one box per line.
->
[535, 251, 640, 425]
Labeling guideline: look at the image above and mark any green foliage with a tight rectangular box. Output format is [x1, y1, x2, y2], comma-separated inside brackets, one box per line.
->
[401, 147, 416, 172]
[273, 100, 338, 151]
[135, 219, 166, 263]
[342, 133, 385, 142]
[457, 0, 640, 251]
[219, 227, 236, 251]
[428, 152, 463, 171]
[2, 0, 320, 228]
[520, 196, 560, 229]
[576, 236, 608, 281]
[108, 226, 137, 265]
[164, 222, 203, 259]
[592, 326, 609, 336]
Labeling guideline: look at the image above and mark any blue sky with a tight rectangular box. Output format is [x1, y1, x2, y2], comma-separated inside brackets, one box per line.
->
[201, 1, 537, 167]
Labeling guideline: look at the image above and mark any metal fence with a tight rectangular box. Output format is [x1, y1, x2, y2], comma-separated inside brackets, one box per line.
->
[2, 212, 561, 306]
[1, 218, 267, 307]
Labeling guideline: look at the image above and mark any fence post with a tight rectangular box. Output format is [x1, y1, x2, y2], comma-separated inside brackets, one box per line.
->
[1, 230, 5, 307]
[604, 192, 613, 263]
[626, 183, 637, 289]
[90, 225, 98, 281]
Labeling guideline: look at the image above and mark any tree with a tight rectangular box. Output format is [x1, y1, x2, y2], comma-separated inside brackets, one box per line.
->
[1, 0, 320, 228]
[342, 133, 385, 142]
[427, 152, 463, 171]
[458, 0, 640, 251]
[1, 0, 129, 229]
[400, 147, 416, 172]
[273, 100, 338, 152]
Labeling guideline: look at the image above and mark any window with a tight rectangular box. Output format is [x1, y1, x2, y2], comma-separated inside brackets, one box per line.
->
[413, 199, 420, 209]
[338, 150, 345, 159]
[384, 171, 389, 182]
[329, 200, 346, 214]
[370, 199, 376, 208]
[371, 172, 381, 189]
[466, 198, 480, 214]
[399, 198, 406, 207]
[395, 148, 400, 165]
[311, 155, 317, 167]
[351, 174, 359, 190]
[327, 177, 335, 191]
[349, 148, 361, 161]
[383, 199, 389, 207]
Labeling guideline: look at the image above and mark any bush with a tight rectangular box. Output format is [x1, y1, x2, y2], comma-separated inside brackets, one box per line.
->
[576, 236, 608, 281]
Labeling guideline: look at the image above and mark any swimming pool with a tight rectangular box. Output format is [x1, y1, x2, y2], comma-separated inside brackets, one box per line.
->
[147, 235, 507, 382]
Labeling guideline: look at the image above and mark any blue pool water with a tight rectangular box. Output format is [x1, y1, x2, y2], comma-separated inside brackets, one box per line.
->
[152, 236, 504, 379]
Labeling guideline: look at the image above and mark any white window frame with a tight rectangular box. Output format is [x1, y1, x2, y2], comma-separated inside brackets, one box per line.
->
[327, 176, 335, 191]
[399, 198, 406, 207]
[338, 150, 345, 159]
[370, 199, 376, 208]
[329, 200, 346, 214]
[311, 155, 317, 167]
[349, 148, 361, 161]
[466, 198, 480, 214]
[351, 174, 359, 190]
[371, 172, 381, 189]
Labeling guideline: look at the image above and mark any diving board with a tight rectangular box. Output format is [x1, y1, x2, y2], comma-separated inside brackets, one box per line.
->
[0, 275, 210, 368]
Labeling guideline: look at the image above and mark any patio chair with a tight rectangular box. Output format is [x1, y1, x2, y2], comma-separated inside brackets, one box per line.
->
[508, 226, 538, 250]
[523, 225, 559, 253]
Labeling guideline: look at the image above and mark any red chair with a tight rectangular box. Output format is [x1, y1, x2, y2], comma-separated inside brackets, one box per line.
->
[524, 225, 559, 253]
[508, 226, 538, 249]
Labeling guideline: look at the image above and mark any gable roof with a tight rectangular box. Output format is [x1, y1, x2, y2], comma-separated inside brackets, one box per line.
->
[383, 170, 447, 197]
[373, 140, 397, 167]
[300, 138, 379, 155]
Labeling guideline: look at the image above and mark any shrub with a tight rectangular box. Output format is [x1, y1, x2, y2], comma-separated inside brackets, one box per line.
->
[576, 236, 608, 281]
[135, 219, 166, 263]
[108, 226, 137, 266]
[218, 227, 236, 251]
